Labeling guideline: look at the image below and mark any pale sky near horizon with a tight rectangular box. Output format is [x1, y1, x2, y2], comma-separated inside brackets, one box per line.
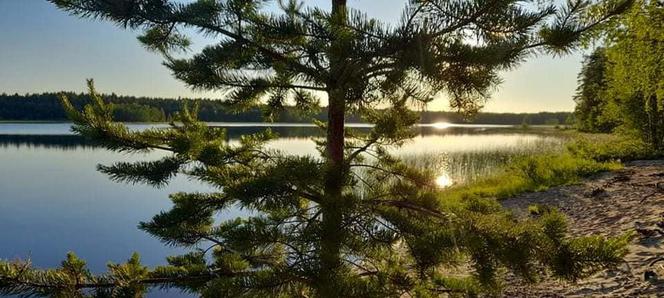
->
[0, 0, 588, 113]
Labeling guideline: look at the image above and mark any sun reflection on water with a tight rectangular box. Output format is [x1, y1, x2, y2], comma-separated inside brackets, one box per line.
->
[432, 122, 452, 129]
[435, 174, 453, 188]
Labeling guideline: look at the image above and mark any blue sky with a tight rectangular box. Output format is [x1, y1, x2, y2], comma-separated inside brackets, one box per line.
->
[0, 0, 586, 112]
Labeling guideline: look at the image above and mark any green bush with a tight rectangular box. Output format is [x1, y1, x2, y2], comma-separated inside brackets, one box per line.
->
[567, 134, 662, 162]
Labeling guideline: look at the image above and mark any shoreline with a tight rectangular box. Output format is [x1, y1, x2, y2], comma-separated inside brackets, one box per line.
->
[502, 160, 664, 296]
[0, 120, 555, 127]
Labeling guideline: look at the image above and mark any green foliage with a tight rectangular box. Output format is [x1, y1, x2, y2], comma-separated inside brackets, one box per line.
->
[544, 229, 632, 281]
[399, 135, 567, 186]
[437, 132, 657, 206]
[575, 0, 664, 149]
[440, 152, 621, 202]
[603, 0, 664, 150]
[573, 48, 621, 132]
[567, 133, 662, 161]
[0, 252, 154, 297]
[111, 103, 166, 122]
[1, 0, 634, 296]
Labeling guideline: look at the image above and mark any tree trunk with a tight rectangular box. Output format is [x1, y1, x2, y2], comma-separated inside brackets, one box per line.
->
[647, 95, 662, 151]
[651, 95, 664, 151]
[318, 1, 347, 297]
[319, 90, 346, 297]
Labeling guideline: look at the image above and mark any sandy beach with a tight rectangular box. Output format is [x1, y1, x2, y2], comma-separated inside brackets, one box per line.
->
[502, 160, 664, 297]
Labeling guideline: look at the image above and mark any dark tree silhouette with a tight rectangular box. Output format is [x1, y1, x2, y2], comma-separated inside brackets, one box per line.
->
[0, 92, 576, 124]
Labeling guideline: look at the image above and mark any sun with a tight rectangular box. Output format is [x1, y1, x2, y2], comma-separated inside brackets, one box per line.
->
[435, 174, 454, 188]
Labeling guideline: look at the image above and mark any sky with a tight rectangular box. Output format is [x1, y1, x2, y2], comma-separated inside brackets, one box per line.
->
[0, 0, 587, 113]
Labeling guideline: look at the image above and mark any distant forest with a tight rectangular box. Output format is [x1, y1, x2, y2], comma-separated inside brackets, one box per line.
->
[0, 92, 572, 125]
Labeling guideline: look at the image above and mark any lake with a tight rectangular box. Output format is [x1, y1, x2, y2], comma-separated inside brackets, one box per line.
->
[0, 122, 565, 297]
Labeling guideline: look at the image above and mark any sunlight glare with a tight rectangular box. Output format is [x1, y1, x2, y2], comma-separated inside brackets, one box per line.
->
[432, 122, 452, 129]
[435, 174, 453, 188]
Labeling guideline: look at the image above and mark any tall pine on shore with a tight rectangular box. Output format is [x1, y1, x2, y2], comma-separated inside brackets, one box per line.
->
[1, 0, 633, 297]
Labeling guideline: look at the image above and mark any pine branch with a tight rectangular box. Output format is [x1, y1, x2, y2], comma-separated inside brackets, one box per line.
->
[368, 199, 449, 220]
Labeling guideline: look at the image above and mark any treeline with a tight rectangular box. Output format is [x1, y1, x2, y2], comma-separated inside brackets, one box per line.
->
[0, 92, 571, 125]
[419, 111, 572, 126]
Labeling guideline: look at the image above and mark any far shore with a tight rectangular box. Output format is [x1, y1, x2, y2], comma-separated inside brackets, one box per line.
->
[0, 120, 565, 128]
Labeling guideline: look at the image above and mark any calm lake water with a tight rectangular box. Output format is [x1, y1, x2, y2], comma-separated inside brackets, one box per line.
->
[0, 122, 565, 297]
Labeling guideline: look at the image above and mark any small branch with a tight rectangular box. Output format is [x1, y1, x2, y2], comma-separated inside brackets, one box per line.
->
[367, 199, 449, 219]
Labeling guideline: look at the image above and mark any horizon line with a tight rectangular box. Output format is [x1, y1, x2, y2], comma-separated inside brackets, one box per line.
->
[0, 89, 574, 114]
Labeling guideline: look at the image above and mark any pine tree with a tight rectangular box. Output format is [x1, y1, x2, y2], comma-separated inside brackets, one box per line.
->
[1, 0, 633, 297]
[573, 47, 621, 132]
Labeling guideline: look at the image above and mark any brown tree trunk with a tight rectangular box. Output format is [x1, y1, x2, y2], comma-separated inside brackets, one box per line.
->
[317, 1, 348, 297]
[319, 91, 346, 297]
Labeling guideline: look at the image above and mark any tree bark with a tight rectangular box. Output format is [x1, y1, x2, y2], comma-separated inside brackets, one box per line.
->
[317, 0, 348, 297]
[319, 91, 346, 297]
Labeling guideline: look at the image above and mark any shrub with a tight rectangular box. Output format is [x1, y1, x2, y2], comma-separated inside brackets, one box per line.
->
[567, 134, 662, 162]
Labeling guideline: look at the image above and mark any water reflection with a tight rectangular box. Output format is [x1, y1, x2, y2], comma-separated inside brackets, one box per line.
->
[0, 122, 561, 150]
[0, 134, 94, 150]
[0, 124, 565, 186]
[0, 122, 524, 137]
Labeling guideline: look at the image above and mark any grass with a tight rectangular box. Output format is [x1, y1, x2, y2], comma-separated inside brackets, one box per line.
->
[364, 131, 659, 205]
[400, 136, 568, 185]
[440, 152, 622, 201]
[427, 133, 661, 202]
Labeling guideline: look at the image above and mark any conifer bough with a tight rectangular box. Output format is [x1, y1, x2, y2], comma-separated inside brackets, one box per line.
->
[1, 0, 634, 296]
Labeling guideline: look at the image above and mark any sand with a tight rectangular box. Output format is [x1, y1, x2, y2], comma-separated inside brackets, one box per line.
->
[501, 160, 664, 297]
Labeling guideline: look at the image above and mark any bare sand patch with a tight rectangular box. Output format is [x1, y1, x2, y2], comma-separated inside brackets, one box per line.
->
[501, 160, 664, 297]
